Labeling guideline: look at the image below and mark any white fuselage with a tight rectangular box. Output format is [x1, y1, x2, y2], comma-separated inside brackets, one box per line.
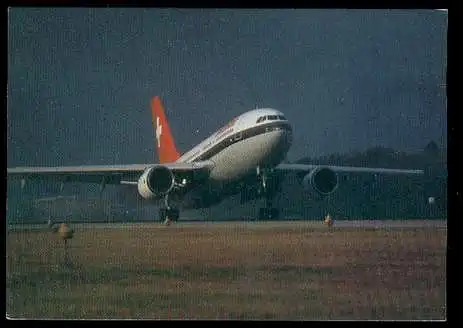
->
[175, 108, 293, 209]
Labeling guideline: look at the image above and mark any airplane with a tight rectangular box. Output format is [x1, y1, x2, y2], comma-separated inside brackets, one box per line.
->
[7, 96, 424, 224]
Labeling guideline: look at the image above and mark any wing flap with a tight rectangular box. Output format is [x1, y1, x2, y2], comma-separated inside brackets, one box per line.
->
[7, 164, 150, 174]
[7, 161, 215, 185]
[7, 164, 150, 184]
[276, 163, 424, 175]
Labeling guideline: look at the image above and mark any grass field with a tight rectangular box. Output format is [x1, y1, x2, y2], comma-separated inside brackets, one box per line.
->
[6, 222, 447, 320]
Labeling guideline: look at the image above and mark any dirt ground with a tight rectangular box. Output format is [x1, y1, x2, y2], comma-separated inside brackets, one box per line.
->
[6, 222, 447, 320]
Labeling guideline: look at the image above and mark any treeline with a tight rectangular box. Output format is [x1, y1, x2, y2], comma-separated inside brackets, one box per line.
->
[294, 141, 446, 173]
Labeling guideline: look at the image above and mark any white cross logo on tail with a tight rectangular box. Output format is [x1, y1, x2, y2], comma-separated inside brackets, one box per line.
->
[156, 116, 162, 148]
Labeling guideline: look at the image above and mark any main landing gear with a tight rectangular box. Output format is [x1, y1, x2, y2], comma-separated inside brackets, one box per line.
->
[159, 194, 179, 225]
[257, 167, 280, 221]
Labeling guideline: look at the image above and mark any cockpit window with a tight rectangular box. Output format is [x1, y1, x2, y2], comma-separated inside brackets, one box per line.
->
[257, 115, 286, 123]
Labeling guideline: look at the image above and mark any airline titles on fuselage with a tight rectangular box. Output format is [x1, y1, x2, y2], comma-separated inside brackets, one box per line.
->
[201, 118, 238, 151]
[180, 117, 239, 163]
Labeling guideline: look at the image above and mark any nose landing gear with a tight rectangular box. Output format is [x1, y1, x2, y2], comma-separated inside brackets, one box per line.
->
[256, 166, 280, 221]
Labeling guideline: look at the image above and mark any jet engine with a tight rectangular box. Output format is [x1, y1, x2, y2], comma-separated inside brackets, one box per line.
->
[137, 165, 175, 200]
[302, 167, 339, 196]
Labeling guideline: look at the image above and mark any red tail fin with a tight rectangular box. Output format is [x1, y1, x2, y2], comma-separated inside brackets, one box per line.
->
[151, 96, 181, 164]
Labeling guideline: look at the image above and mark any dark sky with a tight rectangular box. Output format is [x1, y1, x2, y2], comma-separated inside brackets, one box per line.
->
[7, 9, 447, 167]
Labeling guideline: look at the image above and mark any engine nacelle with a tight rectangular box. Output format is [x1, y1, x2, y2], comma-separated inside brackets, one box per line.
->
[137, 165, 175, 200]
[302, 167, 339, 196]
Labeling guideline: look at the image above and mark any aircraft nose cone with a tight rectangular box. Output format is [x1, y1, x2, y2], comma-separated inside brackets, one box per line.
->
[267, 126, 292, 163]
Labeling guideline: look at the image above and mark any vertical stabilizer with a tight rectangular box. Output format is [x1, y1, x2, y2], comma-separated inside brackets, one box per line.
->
[151, 96, 181, 164]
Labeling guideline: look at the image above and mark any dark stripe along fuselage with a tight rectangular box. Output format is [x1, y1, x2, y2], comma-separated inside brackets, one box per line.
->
[188, 121, 292, 163]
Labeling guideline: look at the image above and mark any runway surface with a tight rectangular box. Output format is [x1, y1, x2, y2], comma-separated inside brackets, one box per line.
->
[7, 219, 447, 232]
[7, 218, 447, 320]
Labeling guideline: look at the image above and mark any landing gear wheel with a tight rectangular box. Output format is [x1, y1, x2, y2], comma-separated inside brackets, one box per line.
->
[159, 208, 166, 224]
[256, 166, 281, 221]
[258, 207, 279, 220]
[159, 208, 180, 225]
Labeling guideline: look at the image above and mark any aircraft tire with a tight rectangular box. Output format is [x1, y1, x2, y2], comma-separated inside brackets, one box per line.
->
[167, 208, 180, 221]
[160, 208, 180, 222]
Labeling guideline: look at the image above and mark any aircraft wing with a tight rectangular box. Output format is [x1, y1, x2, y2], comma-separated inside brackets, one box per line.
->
[276, 163, 424, 176]
[7, 161, 215, 186]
